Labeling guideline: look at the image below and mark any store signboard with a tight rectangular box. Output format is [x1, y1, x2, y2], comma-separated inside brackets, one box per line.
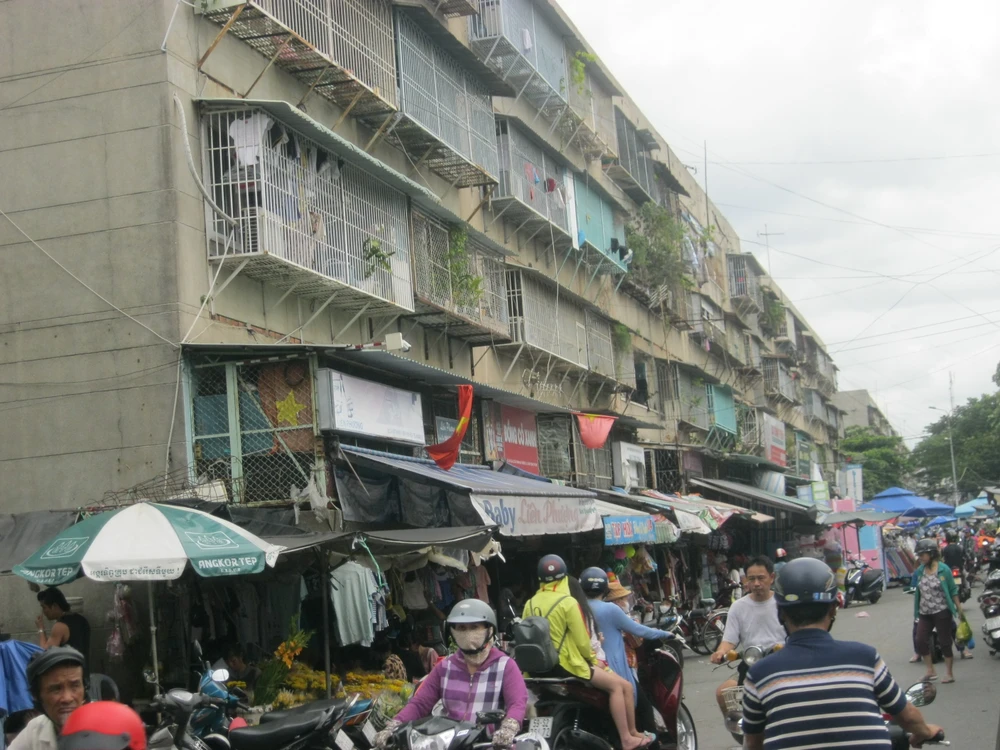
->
[603, 515, 657, 546]
[317, 369, 424, 444]
[482, 402, 540, 474]
[472, 494, 600, 536]
[762, 413, 787, 468]
[844, 463, 864, 502]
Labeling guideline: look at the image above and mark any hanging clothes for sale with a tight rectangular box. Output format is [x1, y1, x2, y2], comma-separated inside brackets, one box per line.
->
[545, 177, 556, 193]
[330, 560, 379, 646]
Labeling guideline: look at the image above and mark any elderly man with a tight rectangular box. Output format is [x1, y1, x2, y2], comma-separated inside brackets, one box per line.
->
[10, 647, 87, 750]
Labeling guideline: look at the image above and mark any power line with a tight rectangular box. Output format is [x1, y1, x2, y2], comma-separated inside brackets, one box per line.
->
[710, 152, 1000, 166]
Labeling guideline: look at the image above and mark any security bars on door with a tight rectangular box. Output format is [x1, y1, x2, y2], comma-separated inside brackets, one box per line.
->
[201, 107, 413, 312]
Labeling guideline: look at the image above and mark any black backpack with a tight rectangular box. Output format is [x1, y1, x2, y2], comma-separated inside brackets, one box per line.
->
[512, 596, 569, 674]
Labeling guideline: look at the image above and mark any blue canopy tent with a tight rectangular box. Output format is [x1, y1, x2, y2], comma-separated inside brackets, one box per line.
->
[954, 498, 995, 518]
[860, 491, 953, 518]
[925, 515, 957, 528]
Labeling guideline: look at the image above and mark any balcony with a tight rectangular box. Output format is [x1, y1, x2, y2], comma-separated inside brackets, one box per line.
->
[742, 332, 763, 373]
[803, 389, 826, 423]
[664, 364, 709, 432]
[727, 254, 764, 315]
[356, 12, 499, 188]
[467, 0, 613, 159]
[409, 211, 511, 343]
[762, 358, 798, 403]
[574, 175, 630, 273]
[197, 0, 397, 118]
[493, 119, 572, 250]
[604, 108, 657, 203]
[200, 103, 415, 312]
[736, 404, 763, 453]
[689, 294, 728, 354]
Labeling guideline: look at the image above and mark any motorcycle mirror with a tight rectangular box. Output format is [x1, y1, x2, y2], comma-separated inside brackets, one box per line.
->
[905, 681, 937, 707]
[143, 668, 158, 685]
[212, 668, 230, 683]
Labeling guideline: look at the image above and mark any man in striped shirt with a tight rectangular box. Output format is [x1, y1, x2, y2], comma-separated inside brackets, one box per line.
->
[742, 558, 942, 750]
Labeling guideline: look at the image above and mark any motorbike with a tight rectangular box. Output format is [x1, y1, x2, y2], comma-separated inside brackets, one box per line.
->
[844, 557, 884, 606]
[150, 688, 358, 750]
[885, 681, 949, 749]
[259, 697, 373, 748]
[951, 567, 972, 604]
[979, 591, 1000, 655]
[984, 567, 1000, 593]
[716, 644, 781, 744]
[635, 602, 689, 669]
[520, 639, 697, 750]
[383, 710, 549, 750]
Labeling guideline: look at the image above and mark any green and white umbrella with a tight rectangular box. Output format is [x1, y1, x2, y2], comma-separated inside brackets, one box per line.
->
[14, 502, 284, 585]
[14, 502, 285, 686]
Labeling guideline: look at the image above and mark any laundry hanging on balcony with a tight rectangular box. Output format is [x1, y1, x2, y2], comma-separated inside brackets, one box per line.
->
[426, 385, 473, 470]
[575, 413, 617, 450]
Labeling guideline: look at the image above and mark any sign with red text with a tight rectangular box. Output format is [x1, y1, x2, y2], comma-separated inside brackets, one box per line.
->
[482, 402, 540, 474]
[762, 413, 787, 468]
[603, 516, 657, 546]
[471, 494, 600, 536]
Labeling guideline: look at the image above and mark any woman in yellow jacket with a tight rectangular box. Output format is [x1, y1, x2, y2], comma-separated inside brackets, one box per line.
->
[524, 555, 652, 750]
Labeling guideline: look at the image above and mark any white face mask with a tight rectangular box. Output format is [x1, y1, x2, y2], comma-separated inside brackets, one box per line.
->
[454, 625, 491, 662]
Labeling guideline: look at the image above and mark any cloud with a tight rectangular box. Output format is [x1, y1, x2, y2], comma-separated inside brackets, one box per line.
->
[568, 0, 1000, 447]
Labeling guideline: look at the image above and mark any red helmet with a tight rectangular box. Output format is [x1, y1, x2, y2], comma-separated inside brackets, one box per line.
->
[775, 548, 788, 560]
[59, 702, 146, 750]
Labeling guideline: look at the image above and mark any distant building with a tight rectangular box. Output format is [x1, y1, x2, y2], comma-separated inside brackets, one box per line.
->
[833, 390, 899, 438]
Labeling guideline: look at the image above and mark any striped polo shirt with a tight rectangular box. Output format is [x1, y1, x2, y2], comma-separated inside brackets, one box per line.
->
[742, 628, 908, 749]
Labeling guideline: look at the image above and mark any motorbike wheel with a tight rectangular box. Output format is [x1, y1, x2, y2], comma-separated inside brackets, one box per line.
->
[677, 702, 698, 750]
[868, 592, 882, 605]
[663, 639, 684, 669]
[700, 612, 727, 655]
[688, 618, 713, 656]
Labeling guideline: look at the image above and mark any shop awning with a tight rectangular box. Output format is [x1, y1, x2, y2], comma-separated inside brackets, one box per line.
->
[690, 477, 815, 516]
[339, 446, 600, 537]
[600, 490, 713, 535]
[592, 494, 657, 546]
[263, 526, 499, 557]
[0, 510, 81, 575]
[816, 510, 899, 526]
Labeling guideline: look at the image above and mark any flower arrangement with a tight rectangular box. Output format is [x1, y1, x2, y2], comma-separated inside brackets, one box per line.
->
[253, 617, 315, 706]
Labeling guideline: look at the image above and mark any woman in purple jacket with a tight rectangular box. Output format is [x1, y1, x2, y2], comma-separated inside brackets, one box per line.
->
[373, 599, 527, 749]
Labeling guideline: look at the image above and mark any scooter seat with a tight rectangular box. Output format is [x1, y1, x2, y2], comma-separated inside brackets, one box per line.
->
[523, 676, 588, 684]
[229, 714, 320, 750]
[699, 598, 716, 609]
[689, 608, 709, 618]
[260, 698, 345, 724]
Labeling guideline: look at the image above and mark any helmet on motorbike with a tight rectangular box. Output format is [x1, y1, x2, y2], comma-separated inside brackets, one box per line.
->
[26, 646, 86, 703]
[537, 554, 567, 583]
[446, 599, 497, 657]
[915, 538, 940, 558]
[59, 702, 147, 750]
[774, 557, 839, 608]
[579, 567, 609, 596]
[775, 548, 788, 560]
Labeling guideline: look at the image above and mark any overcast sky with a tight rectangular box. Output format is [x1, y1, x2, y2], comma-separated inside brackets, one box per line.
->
[568, 0, 1000, 447]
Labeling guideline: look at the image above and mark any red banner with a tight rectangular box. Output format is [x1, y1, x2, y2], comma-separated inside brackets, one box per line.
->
[500, 405, 539, 474]
[575, 413, 616, 450]
[426, 385, 473, 470]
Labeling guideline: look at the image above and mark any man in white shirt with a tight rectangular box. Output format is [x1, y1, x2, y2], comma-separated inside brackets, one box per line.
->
[709, 556, 785, 720]
[10, 647, 86, 750]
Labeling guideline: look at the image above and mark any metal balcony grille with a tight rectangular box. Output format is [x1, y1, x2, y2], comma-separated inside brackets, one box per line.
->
[574, 175, 628, 272]
[742, 333, 763, 371]
[467, 0, 612, 159]
[493, 119, 572, 249]
[199, 0, 397, 117]
[605, 108, 655, 202]
[727, 254, 763, 313]
[369, 11, 499, 187]
[736, 405, 762, 451]
[202, 107, 413, 312]
[409, 211, 511, 343]
[504, 270, 591, 370]
[585, 310, 614, 378]
[762, 358, 797, 403]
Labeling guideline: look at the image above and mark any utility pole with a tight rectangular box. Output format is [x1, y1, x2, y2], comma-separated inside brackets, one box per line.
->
[948, 371, 960, 505]
[758, 225, 784, 275]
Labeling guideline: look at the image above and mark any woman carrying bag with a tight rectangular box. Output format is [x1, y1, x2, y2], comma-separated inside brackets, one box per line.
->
[912, 538, 965, 683]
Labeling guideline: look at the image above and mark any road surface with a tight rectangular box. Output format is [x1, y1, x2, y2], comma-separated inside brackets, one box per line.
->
[680, 585, 998, 749]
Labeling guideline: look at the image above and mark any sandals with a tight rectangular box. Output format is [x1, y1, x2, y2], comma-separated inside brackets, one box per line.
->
[922, 674, 938, 682]
[908, 655, 921, 663]
[941, 676, 956, 684]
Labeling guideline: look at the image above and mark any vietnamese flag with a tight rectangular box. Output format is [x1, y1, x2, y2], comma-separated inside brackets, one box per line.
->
[575, 413, 617, 450]
[426, 385, 474, 470]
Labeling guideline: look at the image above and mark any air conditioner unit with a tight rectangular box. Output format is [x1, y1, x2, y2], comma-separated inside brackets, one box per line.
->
[240, 207, 286, 256]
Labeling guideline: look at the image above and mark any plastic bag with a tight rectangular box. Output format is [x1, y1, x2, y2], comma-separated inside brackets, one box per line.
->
[956, 615, 973, 643]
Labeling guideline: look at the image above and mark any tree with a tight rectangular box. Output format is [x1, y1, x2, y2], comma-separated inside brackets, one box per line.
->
[840, 427, 909, 499]
[911, 391, 1000, 501]
[625, 203, 690, 292]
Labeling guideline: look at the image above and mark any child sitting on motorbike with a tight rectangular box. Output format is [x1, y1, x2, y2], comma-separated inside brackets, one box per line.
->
[373, 600, 526, 749]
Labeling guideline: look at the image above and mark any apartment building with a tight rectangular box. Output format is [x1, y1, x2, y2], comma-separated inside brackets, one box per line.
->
[834, 389, 900, 438]
[0, 0, 848, 538]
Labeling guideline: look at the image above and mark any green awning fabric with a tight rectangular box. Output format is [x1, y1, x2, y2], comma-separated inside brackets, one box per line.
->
[690, 477, 815, 516]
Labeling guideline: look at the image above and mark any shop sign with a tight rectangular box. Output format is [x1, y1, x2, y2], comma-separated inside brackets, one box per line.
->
[472, 494, 600, 536]
[603, 515, 656, 546]
[762, 413, 787, 468]
[482, 402, 540, 474]
[844, 463, 864, 502]
[317, 369, 424, 444]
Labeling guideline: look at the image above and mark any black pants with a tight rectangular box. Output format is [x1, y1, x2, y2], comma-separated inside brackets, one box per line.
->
[635, 684, 656, 733]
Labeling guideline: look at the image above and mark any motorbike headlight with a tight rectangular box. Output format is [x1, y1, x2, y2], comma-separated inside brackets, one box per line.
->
[743, 646, 764, 666]
[409, 728, 455, 750]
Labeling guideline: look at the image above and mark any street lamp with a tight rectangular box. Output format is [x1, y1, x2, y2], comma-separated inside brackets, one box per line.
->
[929, 406, 959, 505]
